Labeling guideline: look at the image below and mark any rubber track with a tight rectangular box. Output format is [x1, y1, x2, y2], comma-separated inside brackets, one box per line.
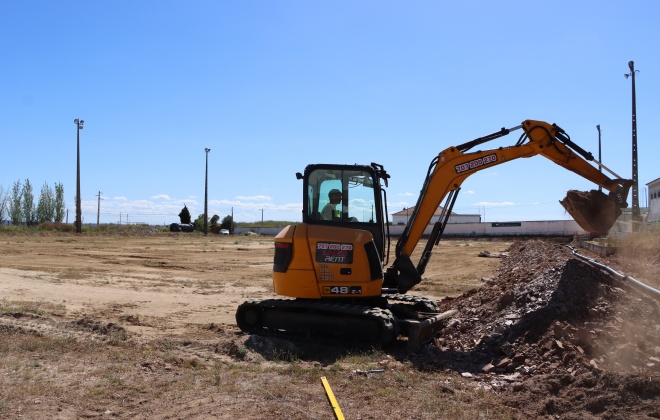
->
[385, 293, 440, 313]
[237, 299, 398, 344]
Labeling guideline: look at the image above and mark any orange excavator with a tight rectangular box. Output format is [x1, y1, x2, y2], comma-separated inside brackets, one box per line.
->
[236, 120, 632, 348]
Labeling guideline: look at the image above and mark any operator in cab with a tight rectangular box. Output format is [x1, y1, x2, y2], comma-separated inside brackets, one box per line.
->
[321, 189, 343, 220]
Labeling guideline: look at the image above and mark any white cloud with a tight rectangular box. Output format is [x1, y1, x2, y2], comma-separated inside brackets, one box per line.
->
[151, 194, 171, 200]
[388, 201, 412, 210]
[236, 195, 273, 201]
[473, 201, 515, 207]
[113, 196, 127, 201]
[398, 192, 415, 197]
[465, 190, 475, 194]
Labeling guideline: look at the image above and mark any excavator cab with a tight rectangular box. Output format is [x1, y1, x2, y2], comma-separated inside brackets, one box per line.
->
[299, 163, 389, 260]
[265, 163, 393, 301]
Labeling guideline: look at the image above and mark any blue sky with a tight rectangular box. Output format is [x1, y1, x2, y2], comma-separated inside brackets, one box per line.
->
[1, 1, 658, 225]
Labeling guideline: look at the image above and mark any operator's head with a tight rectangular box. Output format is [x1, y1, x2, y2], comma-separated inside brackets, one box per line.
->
[328, 189, 342, 203]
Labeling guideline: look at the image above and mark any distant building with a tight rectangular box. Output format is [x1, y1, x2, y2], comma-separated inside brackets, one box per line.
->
[391, 206, 481, 225]
[647, 177, 660, 224]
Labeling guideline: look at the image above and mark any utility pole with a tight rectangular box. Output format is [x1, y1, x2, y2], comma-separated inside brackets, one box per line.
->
[204, 148, 211, 235]
[74, 118, 84, 233]
[261, 208, 264, 227]
[625, 61, 640, 226]
[96, 191, 103, 226]
[596, 125, 602, 191]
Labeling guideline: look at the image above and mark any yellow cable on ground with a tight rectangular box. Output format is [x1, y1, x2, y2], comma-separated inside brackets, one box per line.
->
[321, 376, 345, 420]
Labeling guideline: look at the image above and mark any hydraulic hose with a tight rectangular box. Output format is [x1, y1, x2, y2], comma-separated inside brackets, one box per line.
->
[566, 245, 660, 301]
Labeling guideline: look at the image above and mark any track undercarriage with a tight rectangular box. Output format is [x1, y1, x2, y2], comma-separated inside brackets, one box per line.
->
[235, 294, 455, 350]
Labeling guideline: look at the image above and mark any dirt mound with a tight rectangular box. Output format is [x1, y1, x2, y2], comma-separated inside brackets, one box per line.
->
[504, 370, 660, 419]
[560, 189, 621, 235]
[68, 317, 127, 340]
[413, 239, 660, 418]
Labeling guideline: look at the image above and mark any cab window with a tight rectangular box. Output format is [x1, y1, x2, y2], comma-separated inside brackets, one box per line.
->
[307, 168, 376, 223]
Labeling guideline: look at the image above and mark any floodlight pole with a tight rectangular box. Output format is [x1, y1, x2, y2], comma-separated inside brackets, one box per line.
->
[625, 61, 640, 226]
[204, 148, 211, 235]
[74, 118, 84, 234]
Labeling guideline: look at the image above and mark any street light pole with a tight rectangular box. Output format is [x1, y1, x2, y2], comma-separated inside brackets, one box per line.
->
[74, 118, 84, 233]
[204, 148, 211, 235]
[625, 61, 640, 225]
[96, 191, 103, 226]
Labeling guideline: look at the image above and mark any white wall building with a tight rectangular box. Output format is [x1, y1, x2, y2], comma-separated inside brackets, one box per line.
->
[390, 206, 481, 226]
[647, 177, 660, 224]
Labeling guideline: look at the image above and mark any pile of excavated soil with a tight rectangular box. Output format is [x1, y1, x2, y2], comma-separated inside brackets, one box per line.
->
[413, 239, 660, 418]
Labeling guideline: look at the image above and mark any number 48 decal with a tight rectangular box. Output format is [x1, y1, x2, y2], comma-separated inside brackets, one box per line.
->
[323, 286, 362, 295]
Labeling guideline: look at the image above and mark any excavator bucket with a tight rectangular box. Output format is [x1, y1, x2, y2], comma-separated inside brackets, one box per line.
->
[560, 189, 622, 236]
[403, 309, 457, 351]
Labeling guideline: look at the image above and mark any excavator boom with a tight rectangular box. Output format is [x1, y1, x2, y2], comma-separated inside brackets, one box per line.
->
[385, 119, 632, 294]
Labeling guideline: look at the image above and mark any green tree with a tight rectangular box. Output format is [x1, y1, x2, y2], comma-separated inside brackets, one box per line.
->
[21, 179, 35, 225]
[210, 214, 220, 226]
[10, 180, 22, 225]
[36, 182, 55, 223]
[220, 215, 235, 230]
[178, 205, 191, 224]
[54, 183, 65, 223]
[0, 186, 8, 224]
[192, 213, 205, 231]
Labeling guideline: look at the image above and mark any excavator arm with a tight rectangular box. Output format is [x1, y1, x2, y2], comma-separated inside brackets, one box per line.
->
[383, 119, 632, 294]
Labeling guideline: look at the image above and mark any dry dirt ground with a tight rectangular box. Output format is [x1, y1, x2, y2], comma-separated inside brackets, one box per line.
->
[0, 232, 658, 419]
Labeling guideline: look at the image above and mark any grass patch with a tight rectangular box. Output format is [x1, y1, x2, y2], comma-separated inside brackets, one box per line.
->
[0, 323, 523, 419]
[614, 226, 660, 287]
[17, 266, 46, 272]
[0, 299, 65, 317]
[57, 268, 90, 280]
[618, 226, 660, 262]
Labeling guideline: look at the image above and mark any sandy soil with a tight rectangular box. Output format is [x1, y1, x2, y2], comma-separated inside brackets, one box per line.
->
[0, 234, 504, 343]
[0, 234, 274, 338]
[1, 232, 658, 419]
